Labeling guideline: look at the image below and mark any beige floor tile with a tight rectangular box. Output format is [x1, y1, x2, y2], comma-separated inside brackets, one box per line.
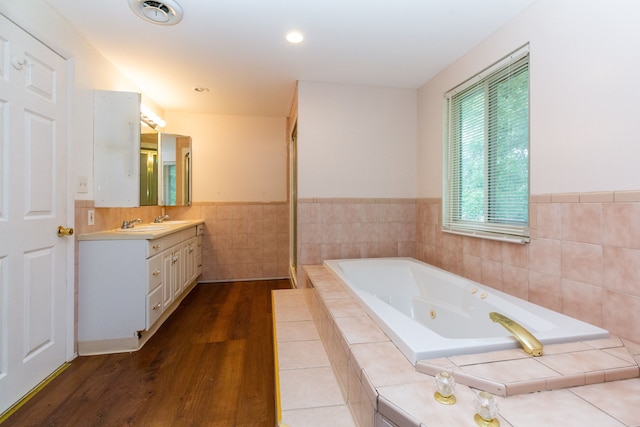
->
[334, 315, 389, 344]
[570, 378, 640, 427]
[281, 405, 356, 427]
[276, 320, 320, 342]
[278, 340, 330, 370]
[498, 389, 625, 426]
[541, 341, 593, 355]
[274, 305, 313, 322]
[351, 342, 425, 387]
[538, 349, 634, 375]
[279, 366, 345, 411]
[324, 297, 365, 318]
[448, 348, 528, 366]
[460, 358, 559, 384]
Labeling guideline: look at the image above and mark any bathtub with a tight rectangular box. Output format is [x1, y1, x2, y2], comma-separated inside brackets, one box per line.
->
[323, 257, 609, 364]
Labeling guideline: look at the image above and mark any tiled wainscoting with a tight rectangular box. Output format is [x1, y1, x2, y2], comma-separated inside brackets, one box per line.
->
[74, 201, 289, 282]
[297, 198, 417, 267]
[271, 264, 640, 427]
[296, 191, 640, 347]
[76, 190, 640, 347]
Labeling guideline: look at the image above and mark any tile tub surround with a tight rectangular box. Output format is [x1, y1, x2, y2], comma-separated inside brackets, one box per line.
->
[416, 191, 640, 346]
[416, 338, 639, 397]
[292, 264, 640, 427]
[297, 191, 640, 348]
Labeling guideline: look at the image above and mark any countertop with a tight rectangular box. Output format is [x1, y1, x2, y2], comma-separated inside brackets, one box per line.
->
[77, 219, 204, 241]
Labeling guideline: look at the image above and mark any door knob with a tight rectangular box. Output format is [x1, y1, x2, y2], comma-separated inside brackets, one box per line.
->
[57, 226, 74, 237]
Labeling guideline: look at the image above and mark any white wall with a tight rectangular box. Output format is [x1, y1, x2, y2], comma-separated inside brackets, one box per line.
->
[297, 81, 417, 199]
[418, 0, 640, 197]
[166, 112, 287, 202]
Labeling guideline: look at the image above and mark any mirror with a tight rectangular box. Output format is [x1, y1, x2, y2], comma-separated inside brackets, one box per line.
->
[159, 133, 192, 206]
[139, 126, 159, 206]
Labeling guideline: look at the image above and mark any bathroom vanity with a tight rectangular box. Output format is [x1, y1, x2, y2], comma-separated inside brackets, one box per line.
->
[77, 220, 204, 355]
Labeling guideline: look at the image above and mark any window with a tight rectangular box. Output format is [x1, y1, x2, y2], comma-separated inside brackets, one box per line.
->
[443, 45, 530, 243]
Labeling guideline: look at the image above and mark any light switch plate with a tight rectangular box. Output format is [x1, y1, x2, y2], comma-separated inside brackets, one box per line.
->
[88, 209, 95, 225]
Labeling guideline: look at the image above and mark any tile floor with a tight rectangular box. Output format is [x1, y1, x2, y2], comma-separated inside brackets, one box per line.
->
[272, 265, 640, 427]
[273, 289, 357, 427]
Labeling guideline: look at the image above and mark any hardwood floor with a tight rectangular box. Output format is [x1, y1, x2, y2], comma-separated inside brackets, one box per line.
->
[4, 279, 291, 427]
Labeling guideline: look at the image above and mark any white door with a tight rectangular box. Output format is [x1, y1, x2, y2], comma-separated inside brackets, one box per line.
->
[0, 15, 70, 413]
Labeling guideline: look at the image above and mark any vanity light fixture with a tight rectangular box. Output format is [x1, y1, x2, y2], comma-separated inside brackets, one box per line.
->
[140, 103, 166, 128]
[128, 0, 183, 25]
[286, 31, 304, 44]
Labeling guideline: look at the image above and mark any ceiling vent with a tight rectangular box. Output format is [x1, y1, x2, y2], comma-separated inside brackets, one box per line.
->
[128, 0, 183, 25]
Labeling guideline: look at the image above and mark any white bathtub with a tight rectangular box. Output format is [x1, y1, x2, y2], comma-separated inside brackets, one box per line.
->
[323, 257, 609, 364]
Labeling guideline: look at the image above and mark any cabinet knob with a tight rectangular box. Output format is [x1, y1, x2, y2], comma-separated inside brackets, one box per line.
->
[153, 244, 161, 250]
[152, 270, 160, 276]
[153, 303, 161, 311]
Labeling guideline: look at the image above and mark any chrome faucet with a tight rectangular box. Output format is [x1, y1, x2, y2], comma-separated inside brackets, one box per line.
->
[121, 218, 142, 229]
[489, 312, 543, 356]
[154, 214, 170, 223]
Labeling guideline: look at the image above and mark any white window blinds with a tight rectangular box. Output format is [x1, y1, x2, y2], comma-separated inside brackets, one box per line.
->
[443, 45, 530, 243]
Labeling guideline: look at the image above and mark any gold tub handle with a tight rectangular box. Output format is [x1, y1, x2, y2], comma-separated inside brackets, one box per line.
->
[489, 312, 543, 357]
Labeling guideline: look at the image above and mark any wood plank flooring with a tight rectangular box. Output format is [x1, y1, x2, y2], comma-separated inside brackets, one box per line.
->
[3, 279, 291, 427]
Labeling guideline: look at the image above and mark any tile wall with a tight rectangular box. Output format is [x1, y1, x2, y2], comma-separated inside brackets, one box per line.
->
[296, 198, 417, 267]
[76, 189, 640, 346]
[416, 191, 640, 344]
[295, 191, 640, 346]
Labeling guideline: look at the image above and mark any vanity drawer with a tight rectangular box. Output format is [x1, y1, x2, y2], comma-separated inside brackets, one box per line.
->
[147, 254, 162, 292]
[147, 239, 164, 258]
[146, 285, 163, 329]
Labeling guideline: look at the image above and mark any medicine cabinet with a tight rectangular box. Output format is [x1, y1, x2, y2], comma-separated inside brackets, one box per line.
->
[94, 90, 141, 207]
[93, 90, 192, 207]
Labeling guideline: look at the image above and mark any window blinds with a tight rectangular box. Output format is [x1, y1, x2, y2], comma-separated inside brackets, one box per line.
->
[443, 45, 530, 243]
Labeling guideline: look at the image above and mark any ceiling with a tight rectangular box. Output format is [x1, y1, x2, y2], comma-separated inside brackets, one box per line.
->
[45, 0, 535, 117]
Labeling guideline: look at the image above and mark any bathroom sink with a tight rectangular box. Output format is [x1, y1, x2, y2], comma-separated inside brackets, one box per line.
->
[116, 225, 171, 232]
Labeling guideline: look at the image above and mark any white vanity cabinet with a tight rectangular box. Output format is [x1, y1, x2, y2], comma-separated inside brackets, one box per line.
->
[78, 222, 204, 355]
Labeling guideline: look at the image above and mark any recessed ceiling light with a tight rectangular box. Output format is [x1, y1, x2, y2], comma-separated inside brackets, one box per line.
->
[286, 31, 304, 44]
[128, 0, 183, 25]
[193, 87, 210, 93]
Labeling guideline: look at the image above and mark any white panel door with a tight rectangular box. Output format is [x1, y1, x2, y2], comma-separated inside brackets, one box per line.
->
[0, 15, 69, 413]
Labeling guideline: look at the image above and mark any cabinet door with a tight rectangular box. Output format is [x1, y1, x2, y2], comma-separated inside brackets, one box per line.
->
[186, 238, 195, 283]
[196, 236, 203, 276]
[161, 249, 174, 310]
[177, 241, 190, 297]
[172, 245, 182, 299]
[94, 90, 141, 207]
